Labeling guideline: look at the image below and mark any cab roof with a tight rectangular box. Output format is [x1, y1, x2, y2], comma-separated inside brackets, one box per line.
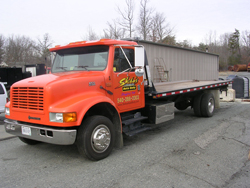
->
[49, 39, 138, 52]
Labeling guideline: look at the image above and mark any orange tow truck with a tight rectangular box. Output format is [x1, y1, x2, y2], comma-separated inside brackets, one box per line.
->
[4, 39, 232, 160]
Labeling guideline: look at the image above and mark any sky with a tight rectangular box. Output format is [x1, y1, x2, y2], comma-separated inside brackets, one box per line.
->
[1, 0, 249, 47]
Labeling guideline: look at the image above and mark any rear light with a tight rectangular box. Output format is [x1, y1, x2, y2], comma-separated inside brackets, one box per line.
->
[6, 98, 9, 103]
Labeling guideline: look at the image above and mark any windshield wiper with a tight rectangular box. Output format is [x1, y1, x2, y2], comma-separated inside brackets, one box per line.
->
[74, 66, 89, 71]
[56, 67, 67, 71]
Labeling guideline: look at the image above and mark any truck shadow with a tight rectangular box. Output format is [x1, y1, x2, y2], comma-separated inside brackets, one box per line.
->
[15, 107, 216, 160]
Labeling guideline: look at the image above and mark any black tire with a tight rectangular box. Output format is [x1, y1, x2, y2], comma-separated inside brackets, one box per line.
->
[175, 102, 189, 110]
[193, 93, 204, 117]
[19, 137, 40, 145]
[76, 115, 115, 161]
[200, 93, 215, 117]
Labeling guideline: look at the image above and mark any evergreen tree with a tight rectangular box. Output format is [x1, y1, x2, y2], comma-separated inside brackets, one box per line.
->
[228, 29, 241, 65]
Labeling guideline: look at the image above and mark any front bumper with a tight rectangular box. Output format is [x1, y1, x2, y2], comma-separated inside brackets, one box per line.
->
[4, 119, 77, 145]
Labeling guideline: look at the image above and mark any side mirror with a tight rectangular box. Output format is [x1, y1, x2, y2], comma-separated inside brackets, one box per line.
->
[135, 67, 144, 77]
[135, 46, 145, 67]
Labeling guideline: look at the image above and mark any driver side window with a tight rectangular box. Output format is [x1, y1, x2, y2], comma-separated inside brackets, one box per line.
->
[113, 48, 134, 72]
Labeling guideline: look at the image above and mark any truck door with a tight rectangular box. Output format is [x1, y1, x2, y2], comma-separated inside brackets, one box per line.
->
[112, 47, 145, 112]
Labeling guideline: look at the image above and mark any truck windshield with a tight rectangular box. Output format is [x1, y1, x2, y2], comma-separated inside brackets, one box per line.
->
[52, 45, 109, 73]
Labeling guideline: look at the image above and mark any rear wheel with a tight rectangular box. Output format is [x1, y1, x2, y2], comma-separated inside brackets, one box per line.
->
[200, 93, 215, 117]
[76, 115, 115, 161]
[193, 93, 204, 117]
[19, 137, 40, 145]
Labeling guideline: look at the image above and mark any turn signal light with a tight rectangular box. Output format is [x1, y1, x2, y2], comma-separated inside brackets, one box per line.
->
[50, 112, 77, 123]
[63, 113, 77, 122]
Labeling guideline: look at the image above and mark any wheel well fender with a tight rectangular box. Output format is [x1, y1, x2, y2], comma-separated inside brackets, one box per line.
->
[80, 102, 123, 149]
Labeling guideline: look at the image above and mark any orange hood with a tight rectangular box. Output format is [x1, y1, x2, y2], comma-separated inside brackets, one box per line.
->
[12, 71, 106, 107]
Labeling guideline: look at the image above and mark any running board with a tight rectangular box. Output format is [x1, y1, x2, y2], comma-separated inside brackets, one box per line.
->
[122, 112, 148, 137]
[124, 126, 152, 137]
[122, 116, 148, 126]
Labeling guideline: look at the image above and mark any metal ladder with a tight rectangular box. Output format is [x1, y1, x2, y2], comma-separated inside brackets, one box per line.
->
[153, 58, 169, 82]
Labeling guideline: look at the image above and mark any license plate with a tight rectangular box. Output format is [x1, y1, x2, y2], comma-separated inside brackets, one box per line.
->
[21, 126, 31, 136]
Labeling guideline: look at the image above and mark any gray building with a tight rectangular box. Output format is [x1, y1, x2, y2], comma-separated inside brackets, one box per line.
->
[137, 40, 219, 83]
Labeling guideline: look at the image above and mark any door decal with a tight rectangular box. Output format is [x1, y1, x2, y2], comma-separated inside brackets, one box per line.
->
[115, 76, 140, 106]
[115, 76, 139, 91]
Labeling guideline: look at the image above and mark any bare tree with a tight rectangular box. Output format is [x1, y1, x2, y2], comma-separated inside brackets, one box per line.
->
[241, 30, 250, 64]
[155, 12, 173, 42]
[241, 30, 250, 49]
[215, 33, 231, 70]
[203, 31, 230, 69]
[35, 33, 53, 66]
[84, 26, 99, 41]
[202, 30, 245, 69]
[137, 0, 154, 40]
[117, 0, 135, 38]
[150, 12, 174, 42]
[0, 35, 5, 64]
[204, 31, 218, 54]
[4, 35, 36, 66]
[150, 15, 158, 42]
[103, 19, 125, 39]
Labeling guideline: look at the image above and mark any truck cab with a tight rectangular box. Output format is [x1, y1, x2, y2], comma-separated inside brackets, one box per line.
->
[5, 39, 146, 160]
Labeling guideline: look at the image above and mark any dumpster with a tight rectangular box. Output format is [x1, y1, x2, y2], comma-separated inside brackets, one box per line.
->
[232, 76, 249, 98]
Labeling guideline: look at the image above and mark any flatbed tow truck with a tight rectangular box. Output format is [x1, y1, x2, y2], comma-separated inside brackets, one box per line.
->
[4, 39, 231, 160]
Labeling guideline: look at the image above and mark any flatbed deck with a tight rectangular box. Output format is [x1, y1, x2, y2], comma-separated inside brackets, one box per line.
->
[151, 80, 232, 99]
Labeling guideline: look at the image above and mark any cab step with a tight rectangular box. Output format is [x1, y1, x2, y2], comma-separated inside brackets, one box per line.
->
[124, 126, 152, 137]
[122, 115, 148, 126]
[121, 112, 149, 137]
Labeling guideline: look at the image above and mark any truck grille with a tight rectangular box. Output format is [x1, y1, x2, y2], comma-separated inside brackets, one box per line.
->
[12, 87, 44, 111]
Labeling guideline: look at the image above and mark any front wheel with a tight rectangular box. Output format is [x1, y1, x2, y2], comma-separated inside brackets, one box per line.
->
[76, 115, 115, 161]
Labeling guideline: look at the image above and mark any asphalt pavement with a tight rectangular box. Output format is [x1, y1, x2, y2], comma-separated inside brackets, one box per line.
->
[0, 113, 16, 141]
[0, 100, 249, 188]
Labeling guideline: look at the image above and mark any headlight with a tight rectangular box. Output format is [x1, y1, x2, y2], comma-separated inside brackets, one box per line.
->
[5, 107, 10, 116]
[49, 112, 77, 123]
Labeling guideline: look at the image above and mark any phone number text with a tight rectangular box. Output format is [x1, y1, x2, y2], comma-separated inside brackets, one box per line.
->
[117, 95, 139, 103]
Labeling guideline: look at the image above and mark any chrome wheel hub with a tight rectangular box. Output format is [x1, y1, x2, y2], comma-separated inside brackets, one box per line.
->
[91, 125, 111, 153]
[208, 98, 214, 113]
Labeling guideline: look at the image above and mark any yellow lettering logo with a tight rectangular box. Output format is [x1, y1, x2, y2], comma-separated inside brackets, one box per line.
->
[116, 76, 139, 89]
